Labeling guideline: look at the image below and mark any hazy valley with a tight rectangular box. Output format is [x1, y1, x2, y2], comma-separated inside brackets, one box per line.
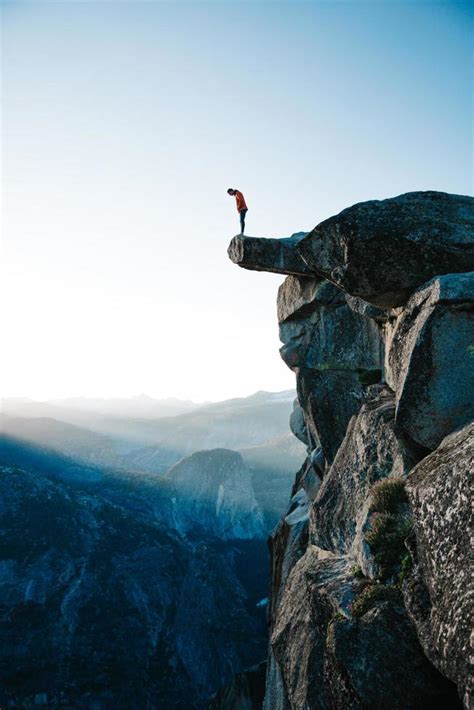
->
[0, 391, 305, 708]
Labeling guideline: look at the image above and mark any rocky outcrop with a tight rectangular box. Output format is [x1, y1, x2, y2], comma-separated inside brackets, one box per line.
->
[228, 232, 309, 276]
[268, 481, 310, 623]
[297, 368, 367, 463]
[289, 399, 308, 447]
[228, 189, 473, 708]
[268, 545, 454, 709]
[166, 449, 265, 540]
[232, 191, 474, 307]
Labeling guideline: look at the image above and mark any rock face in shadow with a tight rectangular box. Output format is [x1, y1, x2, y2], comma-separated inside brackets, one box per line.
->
[227, 189, 472, 708]
[297, 368, 366, 463]
[278, 277, 382, 373]
[386, 272, 474, 450]
[278, 274, 383, 463]
[0, 465, 267, 709]
[209, 662, 266, 710]
[404, 424, 474, 707]
[289, 399, 309, 447]
[270, 548, 359, 709]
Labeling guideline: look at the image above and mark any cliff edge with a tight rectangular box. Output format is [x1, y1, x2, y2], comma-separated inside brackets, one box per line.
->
[223, 190, 473, 709]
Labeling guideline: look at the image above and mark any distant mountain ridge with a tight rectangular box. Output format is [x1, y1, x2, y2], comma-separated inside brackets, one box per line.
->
[2, 394, 202, 421]
[2, 389, 298, 461]
[2, 390, 294, 422]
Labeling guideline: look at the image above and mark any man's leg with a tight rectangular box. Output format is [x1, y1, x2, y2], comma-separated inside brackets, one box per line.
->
[240, 209, 246, 234]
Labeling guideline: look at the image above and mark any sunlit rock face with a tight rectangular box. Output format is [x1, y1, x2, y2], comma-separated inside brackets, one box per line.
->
[165, 448, 265, 540]
[231, 192, 474, 308]
[228, 189, 473, 708]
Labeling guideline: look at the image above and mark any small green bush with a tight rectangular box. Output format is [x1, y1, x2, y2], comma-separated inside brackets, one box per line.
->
[350, 564, 365, 579]
[365, 478, 412, 583]
[365, 512, 412, 582]
[369, 478, 408, 514]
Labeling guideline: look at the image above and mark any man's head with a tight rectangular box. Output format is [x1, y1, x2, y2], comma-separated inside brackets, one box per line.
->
[227, 188, 236, 196]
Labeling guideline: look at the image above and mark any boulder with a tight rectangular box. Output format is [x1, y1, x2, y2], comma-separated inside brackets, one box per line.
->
[404, 423, 474, 707]
[325, 600, 460, 709]
[278, 276, 383, 462]
[386, 272, 474, 450]
[296, 191, 474, 307]
[268, 545, 456, 709]
[228, 232, 310, 276]
[279, 278, 382, 374]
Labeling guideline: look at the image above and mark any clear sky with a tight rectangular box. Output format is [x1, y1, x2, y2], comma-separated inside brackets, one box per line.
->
[1, 0, 472, 402]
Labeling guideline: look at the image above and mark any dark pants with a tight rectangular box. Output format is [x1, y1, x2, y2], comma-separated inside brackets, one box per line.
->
[239, 209, 248, 234]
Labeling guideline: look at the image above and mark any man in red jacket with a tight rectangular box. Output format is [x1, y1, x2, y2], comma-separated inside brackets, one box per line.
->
[227, 188, 248, 234]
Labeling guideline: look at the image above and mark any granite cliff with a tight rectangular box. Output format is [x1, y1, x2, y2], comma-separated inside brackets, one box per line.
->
[223, 191, 473, 709]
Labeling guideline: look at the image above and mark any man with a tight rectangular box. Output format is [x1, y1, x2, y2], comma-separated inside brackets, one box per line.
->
[227, 188, 248, 234]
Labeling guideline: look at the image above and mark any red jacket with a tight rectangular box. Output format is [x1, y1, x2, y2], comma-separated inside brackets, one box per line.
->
[235, 190, 247, 212]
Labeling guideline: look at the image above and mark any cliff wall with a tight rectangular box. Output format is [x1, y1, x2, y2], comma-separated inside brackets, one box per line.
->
[227, 191, 474, 709]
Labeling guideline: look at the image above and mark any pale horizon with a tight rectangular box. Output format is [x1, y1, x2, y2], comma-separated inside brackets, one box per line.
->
[2, 0, 472, 402]
[2, 387, 296, 406]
